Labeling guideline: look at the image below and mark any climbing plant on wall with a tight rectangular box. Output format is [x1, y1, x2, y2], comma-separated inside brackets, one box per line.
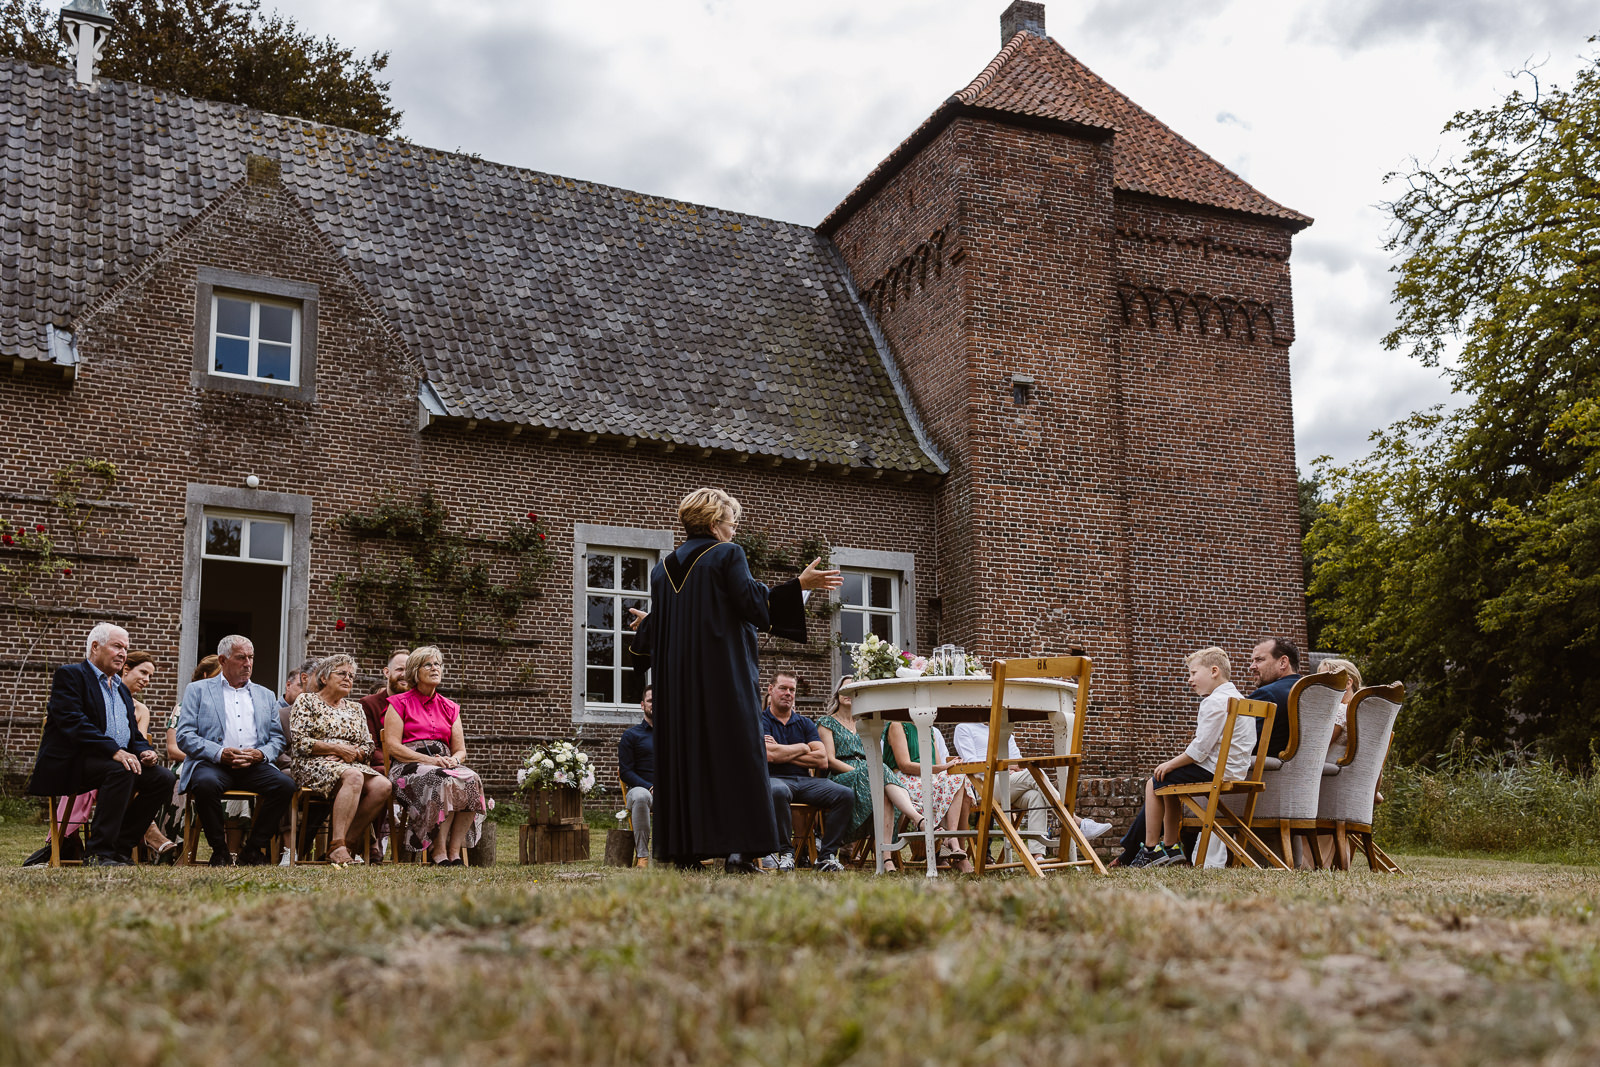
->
[329, 490, 555, 665]
[0, 458, 119, 756]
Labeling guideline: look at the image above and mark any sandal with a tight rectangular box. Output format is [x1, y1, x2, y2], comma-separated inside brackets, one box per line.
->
[327, 839, 353, 866]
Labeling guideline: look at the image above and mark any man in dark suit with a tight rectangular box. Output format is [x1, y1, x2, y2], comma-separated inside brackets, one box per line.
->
[25, 623, 176, 866]
[1249, 637, 1303, 758]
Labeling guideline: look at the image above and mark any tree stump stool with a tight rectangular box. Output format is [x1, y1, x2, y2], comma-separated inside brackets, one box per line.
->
[604, 828, 635, 867]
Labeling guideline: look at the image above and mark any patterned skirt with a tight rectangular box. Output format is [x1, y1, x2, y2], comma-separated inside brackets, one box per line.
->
[389, 739, 487, 852]
[901, 770, 968, 826]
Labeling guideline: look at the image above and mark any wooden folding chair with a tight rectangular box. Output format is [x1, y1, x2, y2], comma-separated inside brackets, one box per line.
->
[947, 656, 1108, 877]
[391, 806, 472, 866]
[1159, 697, 1291, 870]
[180, 789, 281, 865]
[287, 788, 374, 865]
[1315, 684, 1405, 873]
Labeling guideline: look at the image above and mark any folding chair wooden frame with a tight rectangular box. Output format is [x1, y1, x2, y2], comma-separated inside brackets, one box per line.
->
[44, 793, 142, 867]
[287, 788, 374, 865]
[1158, 697, 1291, 870]
[948, 656, 1108, 877]
[179, 789, 282, 865]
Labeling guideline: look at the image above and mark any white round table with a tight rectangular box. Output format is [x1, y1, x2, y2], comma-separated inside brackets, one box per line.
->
[841, 675, 1078, 876]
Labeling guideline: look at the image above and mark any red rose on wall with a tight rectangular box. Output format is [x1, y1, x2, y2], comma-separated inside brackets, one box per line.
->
[34, 524, 45, 532]
[526, 511, 538, 521]
[2, 534, 11, 545]
[335, 618, 347, 631]
[538, 532, 546, 540]
[61, 567, 73, 576]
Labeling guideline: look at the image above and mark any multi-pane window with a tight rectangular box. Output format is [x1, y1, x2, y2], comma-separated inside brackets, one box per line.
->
[584, 549, 653, 708]
[839, 568, 900, 652]
[202, 513, 290, 563]
[211, 294, 300, 384]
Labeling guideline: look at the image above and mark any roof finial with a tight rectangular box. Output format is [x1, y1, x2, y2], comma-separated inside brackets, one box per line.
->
[999, 1, 1045, 44]
[59, 0, 114, 89]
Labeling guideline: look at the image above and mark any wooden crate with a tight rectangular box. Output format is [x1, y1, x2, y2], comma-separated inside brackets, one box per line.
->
[525, 786, 585, 827]
[520, 823, 591, 865]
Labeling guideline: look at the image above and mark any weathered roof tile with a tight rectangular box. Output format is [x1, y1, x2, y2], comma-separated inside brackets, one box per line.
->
[0, 59, 943, 473]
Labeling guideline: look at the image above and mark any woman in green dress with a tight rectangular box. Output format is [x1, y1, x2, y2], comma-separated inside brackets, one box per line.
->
[816, 676, 929, 873]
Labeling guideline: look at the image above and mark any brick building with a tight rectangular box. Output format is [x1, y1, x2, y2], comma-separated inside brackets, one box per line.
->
[0, 2, 1309, 812]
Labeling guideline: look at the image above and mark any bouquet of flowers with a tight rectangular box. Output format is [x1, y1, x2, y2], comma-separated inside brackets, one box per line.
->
[851, 633, 928, 680]
[516, 739, 597, 794]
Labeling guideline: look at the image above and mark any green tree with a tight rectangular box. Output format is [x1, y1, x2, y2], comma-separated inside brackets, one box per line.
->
[1307, 43, 1600, 765]
[1, 0, 401, 136]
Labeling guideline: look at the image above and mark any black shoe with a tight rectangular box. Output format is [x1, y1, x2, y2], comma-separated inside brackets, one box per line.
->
[448, 858, 465, 867]
[208, 850, 234, 867]
[83, 853, 132, 867]
[235, 847, 270, 867]
[723, 855, 765, 874]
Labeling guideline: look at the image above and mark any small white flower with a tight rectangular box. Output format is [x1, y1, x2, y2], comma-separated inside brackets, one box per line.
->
[577, 753, 589, 764]
[542, 759, 554, 771]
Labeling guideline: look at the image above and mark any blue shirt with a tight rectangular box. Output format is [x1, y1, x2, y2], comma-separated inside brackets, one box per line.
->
[618, 720, 654, 789]
[760, 708, 820, 778]
[87, 660, 129, 750]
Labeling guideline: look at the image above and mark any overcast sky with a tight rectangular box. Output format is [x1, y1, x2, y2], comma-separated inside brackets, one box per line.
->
[272, 0, 1597, 472]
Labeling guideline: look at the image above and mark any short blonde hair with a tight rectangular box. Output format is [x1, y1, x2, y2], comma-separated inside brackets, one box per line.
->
[1318, 657, 1363, 692]
[1186, 646, 1231, 679]
[312, 653, 359, 688]
[403, 646, 443, 690]
[678, 487, 740, 536]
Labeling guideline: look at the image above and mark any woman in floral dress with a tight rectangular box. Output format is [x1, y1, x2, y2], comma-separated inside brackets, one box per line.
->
[817, 676, 927, 872]
[383, 646, 486, 865]
[884, 716, 976, 873]
[290, 654, 391, 865]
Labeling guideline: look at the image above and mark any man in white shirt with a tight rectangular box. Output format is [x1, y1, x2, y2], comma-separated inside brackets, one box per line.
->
[952, 723, 1112, 858]
[174, 635, 293, 865]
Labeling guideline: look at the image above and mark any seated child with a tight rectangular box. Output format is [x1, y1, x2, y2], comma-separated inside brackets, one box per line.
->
[1127, 646, 1252, 868]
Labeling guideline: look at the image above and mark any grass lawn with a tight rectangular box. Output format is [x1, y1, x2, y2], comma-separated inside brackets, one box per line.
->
[1, 818, 1598, 1066]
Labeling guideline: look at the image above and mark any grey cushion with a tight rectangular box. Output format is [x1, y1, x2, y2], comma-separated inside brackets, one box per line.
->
[1322, 762, 1342, 776]
[1261, 756, 1282, 771]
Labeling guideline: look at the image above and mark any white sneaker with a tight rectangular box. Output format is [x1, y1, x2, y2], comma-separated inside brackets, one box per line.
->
[1079, 818, 1113, 841]
[774, 851, 796, 872]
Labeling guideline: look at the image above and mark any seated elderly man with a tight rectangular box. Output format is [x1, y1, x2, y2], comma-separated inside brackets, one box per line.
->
[174, 634, 295, 866]
[25, 623, 176, 866]
[952, 720, 1112, 860]
[762, 671, 852, 873]
[617, 685, 655, 868]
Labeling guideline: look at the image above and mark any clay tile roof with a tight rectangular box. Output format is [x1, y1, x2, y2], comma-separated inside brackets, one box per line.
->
[0, 59, 945, 474]
[822, 31, 1309, 233]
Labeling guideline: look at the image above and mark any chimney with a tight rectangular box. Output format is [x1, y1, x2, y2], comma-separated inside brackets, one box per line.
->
[59, 0, 114, 88]
[1000, 1, 1046, 43]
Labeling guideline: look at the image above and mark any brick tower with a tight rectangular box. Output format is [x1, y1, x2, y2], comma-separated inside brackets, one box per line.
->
[821, 2, 1311, 771]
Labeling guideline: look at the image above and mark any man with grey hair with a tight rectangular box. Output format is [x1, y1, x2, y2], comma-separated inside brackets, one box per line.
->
[173, 634, 293, 865]
[25, 623, 175, 866]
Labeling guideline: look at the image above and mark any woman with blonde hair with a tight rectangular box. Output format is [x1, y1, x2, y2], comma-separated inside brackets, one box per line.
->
[383, 646, 486, 865]
[629, 487, 842, 871]
[1318, 657, 1364, 762]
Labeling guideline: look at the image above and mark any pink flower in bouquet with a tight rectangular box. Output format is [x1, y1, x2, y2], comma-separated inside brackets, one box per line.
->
[910, 656, 928, 671]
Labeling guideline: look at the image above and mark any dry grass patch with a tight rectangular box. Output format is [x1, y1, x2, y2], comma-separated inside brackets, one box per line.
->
[1, 822, 1599, 1065]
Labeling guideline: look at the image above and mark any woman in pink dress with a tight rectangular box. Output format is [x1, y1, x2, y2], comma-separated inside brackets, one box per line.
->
[382, 646, 486, 865]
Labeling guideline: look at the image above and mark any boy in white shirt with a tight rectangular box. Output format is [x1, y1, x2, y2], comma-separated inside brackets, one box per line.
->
[1127, 646, 1252, 868]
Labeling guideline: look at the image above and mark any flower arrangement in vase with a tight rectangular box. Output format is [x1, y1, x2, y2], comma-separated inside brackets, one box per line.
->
[850, 633, 928, 680]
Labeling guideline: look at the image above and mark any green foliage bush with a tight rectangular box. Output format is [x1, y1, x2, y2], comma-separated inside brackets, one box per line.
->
[1376, 747, 1600, 859]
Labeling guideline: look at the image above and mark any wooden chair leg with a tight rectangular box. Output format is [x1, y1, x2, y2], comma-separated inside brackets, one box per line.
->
[48, 797, 63, 868]
[1278, 822, 1292, 868]
[1334, 822, 1352, 870]
[1370, 841, 1402, 874]
[1026, 765, 1108, 875]
[180, 796, 198, 865]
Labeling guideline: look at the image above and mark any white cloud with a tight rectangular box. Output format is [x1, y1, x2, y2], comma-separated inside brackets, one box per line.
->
[268, 0, 1587, 468]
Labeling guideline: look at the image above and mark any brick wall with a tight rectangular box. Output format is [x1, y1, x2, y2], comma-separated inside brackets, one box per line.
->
[828, 111, 1306, 789]
[0, 173, 939, 807]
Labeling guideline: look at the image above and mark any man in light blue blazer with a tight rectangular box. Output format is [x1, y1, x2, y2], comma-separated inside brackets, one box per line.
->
[175, 634, 295, 865]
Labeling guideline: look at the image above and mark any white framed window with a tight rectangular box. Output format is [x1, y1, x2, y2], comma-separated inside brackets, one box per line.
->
[584, 548, 654, 708]
[839, 569, 900, 648]
[572, 524, 674, 725]
[210, 294, 301, 384]
[202, 512, 291, 563]
[830, 547, 918, 683]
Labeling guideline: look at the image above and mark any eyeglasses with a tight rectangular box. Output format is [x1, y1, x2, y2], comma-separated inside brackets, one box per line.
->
[330, 670, 356, 680]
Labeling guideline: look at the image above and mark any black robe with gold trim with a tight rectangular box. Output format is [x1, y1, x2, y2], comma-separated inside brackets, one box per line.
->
[629, 536, 807, 862]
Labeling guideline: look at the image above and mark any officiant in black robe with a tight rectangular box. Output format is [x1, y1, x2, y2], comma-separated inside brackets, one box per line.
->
[629, 488, 841, 870]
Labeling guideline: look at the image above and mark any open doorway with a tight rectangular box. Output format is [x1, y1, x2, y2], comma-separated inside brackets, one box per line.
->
[198, 512, 289, 689]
